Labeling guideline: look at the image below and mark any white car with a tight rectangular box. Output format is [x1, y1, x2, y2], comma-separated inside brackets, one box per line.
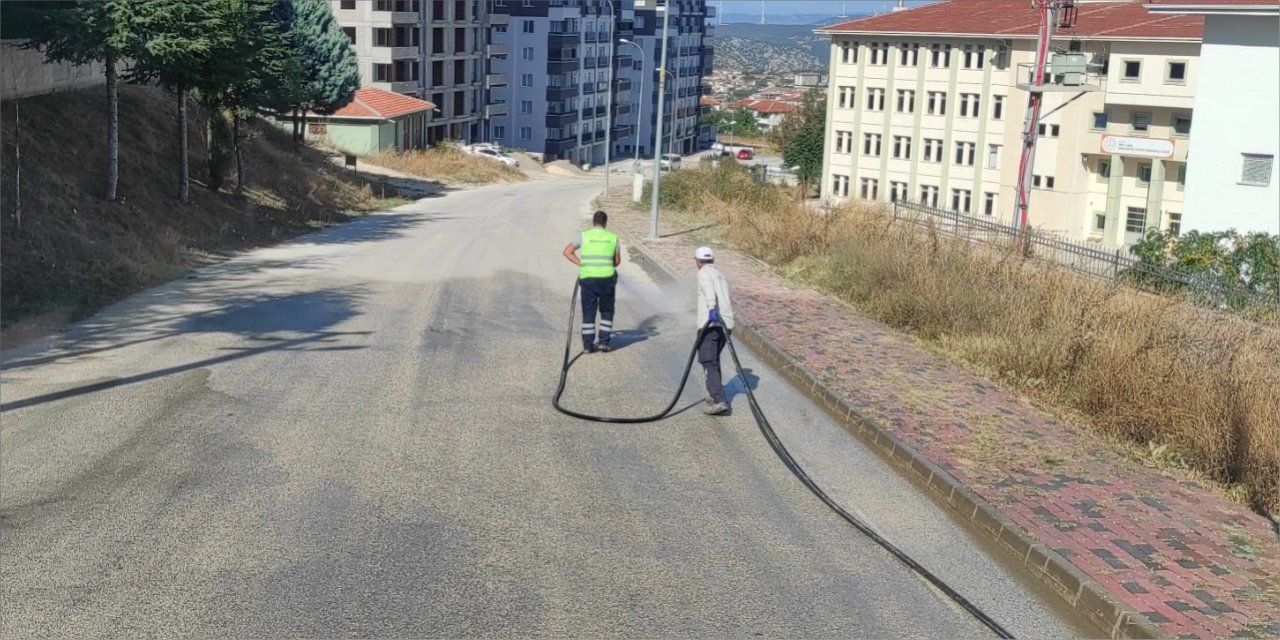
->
[474, 147, 520, 167]
[659, 153, 682, 171]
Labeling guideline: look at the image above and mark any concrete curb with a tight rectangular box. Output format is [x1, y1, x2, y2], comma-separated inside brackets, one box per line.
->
[619, 230, 1166, 640]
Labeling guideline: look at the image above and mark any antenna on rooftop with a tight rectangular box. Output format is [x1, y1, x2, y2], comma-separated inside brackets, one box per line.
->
[760, 0, 765, 25]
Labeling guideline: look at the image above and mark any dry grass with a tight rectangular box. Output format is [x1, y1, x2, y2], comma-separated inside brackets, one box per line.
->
[655, 163, 1280, 514]
[0, 84, 404, 328]
[368, 145, 526, 186]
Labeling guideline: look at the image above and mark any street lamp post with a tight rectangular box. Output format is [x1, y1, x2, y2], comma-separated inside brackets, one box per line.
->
[660, 68, 677, 159]
[649, 3, 671, 240]
[602, 0, 614, 196]
[618, 39, 644, 172]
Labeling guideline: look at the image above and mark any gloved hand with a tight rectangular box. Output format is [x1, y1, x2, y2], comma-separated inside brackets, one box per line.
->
[708, 308, 720, 325]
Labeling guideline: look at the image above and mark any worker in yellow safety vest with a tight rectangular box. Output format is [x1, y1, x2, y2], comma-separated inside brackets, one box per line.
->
[562, 211, 622, 353]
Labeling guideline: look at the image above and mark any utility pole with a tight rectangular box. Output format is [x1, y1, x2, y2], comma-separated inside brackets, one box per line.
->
[1013, 1, 1077, 233]
[603, 0, 615, 197]
[649, 3, 671, 239]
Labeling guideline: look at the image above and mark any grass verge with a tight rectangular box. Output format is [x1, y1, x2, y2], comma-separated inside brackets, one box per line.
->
[1, 84, 405, 332]
[367, 144, 526, 186]
[642, 162, 1279, 515]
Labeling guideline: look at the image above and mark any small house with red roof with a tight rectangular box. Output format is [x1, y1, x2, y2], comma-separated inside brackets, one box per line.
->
[303, 87, 436, 155]
[729, 98, 798, 132]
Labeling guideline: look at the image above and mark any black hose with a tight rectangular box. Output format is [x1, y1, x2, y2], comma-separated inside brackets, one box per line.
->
[552, 279, 1014, 638]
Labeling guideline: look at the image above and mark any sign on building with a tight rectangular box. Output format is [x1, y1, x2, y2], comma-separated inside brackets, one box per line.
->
[1101, 135, 1175, 159]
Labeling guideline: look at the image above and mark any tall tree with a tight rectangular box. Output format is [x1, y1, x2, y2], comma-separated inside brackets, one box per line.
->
[127, 1, 217, 202]
[274, 0, 359, 142]
[769, 88, 826, 153]
[23, 1, 139, 201]
[783, 124, 824, 197]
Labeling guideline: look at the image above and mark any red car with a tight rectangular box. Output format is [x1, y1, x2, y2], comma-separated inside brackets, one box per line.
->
[737, 148, 754, 160]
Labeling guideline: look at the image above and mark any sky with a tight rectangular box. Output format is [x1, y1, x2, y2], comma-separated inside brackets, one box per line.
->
[717, 0, 931, 17]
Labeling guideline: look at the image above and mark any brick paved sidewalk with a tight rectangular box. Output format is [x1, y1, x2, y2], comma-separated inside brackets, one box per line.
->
[606, 201, 1280, 639]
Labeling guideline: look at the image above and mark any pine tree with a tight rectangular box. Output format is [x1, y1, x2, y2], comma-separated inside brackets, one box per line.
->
[22, 1, 140, 201]
[278, 0, 360, 141]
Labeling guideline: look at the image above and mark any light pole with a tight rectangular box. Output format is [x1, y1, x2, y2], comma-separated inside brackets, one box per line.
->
[649, 4, 671, 239]
[660, 68, 678, 158]
[619, 39, 644, 172]
[602, 0, 615, 196]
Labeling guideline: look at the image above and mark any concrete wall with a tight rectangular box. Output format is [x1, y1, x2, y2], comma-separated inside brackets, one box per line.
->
[1181, 14, 1280, 235]
[319, 120, 397, 156]
[0, 41, 106, 100]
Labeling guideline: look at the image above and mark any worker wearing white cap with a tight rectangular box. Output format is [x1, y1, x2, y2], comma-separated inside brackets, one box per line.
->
[694, 246, 735, 416]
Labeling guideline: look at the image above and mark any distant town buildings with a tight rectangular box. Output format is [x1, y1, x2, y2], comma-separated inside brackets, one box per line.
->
[819, 0, 1214, 248]
[1147, 0, 1279, 235]
[729, 98, 796, 132]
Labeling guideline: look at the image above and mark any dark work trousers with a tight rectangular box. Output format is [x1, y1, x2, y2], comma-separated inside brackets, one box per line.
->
[580, 276, 616, 350]
[698, 327, 728, 404]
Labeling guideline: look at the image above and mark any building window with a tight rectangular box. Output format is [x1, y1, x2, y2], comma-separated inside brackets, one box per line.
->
[923, 138, 943, 163]
[959, 93, 980, 117]
[954, 141, 975, 166]
[1032, 174, 1055, 189]
[1097, 159, 1111, 182]
[522, 46, 534, 60]
[961, 45, 985, 70]
[520, 126, 532, 140]
[520, 73, 533, 87]
[987, 144, 1000, 169]
[926, 91, 946, 116]
[1122, 59, 1141, 82]
[835, 130, 853, 153]
[860, 178, 880, 200]
[1176, 164, 1186, 191]
[832, 174, 850, 197]
[1092, 111, 1108, 130]
[1130, 112, 1152, 133]
[1168, 212, 1182, 236]
[342, 27, 356, 43]
[900, 43, 920, 66]
[863, 133, 882, 157]
[951, 189, 972, 213]
[1173, 114, 1192, 137]
[890, 181, 909, 202]
[1166, 61, 1188, 84]
[1036, 123, 1060, 137]
[374, 63, 392, 82]
[522, 19, 534, 33]
[1125, 207, 1147, 233]
[983, 192, 997, 216]
[929, 44, 951, 68]
[869, 42, 890, 65]
[893, 136, 912, 159]
[1094, 213, 1107, 231]
[340, 0, 355, 9]
[1138, 163, 1153, 185]
[866, 88, 885, 112]
[493, 125, 506, 139]
[520, 100, 533, 113]
[920, 184, 939, 207]
[992, 95, 1004, 120]
[841, 41, 859, 64]
[1242, 154, 1275, 186]
[838, 86, 855, 109]
[896, 89, 915, 113]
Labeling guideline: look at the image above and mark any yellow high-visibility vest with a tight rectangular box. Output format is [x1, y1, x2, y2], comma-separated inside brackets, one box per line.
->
[579, 228, 618, 279]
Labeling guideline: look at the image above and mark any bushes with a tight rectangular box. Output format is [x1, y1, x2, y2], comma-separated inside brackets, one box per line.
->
[650, 165, 1280, 514]
[1128, 228, 1280, 311]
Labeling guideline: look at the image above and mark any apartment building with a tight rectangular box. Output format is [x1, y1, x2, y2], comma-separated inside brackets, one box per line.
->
[1147, 0, 1279, 235]
[818, 0, 1205, 248]
[486, 0, 714, 164]
[331, 0, 488, 146]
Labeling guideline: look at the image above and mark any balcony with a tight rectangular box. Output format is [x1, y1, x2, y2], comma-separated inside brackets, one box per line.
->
[581, 108, 595, 120]
[488, 13, 509, 26]
[486, 73, 508, 87]
[584, 57, 599, 69]
[595, 105, 607, 117]
[596, 56, 609, 68]
[486, 43, 509, 57]
[546, 85, 577, 100]
[613, 78, 632, 91]
[372, 45, 421, 62]
[548, 31, 580, 45]
[545, 136, 579, 154]
[375, 80, 421, 94]
[612, 103, 632, 116]
[546, 110, 579, 127]
[486, 102, 508, 117]
[582, 82, 596, 94]
[613, 123, 634, 137]
[547, 59, 578, 74]
[585, 31, 599, 42]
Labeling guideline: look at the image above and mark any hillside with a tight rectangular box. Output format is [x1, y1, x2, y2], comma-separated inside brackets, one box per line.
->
[716, 35, 824, 74]
[0, 84, 405, 333]
[716, 21, 857, 66]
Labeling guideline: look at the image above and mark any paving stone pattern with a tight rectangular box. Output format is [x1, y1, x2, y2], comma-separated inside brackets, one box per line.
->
[611, 205, 1280, 640]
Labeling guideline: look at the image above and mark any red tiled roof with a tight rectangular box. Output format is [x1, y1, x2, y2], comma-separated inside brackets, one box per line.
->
[324, 88, 435, 119]
[731, 99, 797, 114]
[820, 0, 1204, 40]
[1148, 0, 1279, 13]
[700, 96, 719, 106]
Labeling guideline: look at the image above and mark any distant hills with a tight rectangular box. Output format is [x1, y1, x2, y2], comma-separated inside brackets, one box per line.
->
[718, 12, 861, 25]
[713, 21, 860, 73]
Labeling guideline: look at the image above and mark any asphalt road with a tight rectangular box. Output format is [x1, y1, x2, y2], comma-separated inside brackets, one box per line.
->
[1, 177, 1093, 638]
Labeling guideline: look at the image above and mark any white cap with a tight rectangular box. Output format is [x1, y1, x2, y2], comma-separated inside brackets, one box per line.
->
[695, 246, 714, 261]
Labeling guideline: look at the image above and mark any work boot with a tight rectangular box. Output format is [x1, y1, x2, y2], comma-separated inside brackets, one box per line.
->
[703, 401, 730, 416]
[596, 343, 612, 353]
[583, 343, 596, 354]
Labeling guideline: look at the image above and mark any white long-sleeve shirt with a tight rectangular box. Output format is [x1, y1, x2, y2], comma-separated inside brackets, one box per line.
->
[696, 264, 735, 330]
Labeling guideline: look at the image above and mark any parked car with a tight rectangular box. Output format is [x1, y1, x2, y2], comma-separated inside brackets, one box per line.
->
[474, 147, 520, 167]
[736, 148, 754, 160]
[659, 153, 682, 171]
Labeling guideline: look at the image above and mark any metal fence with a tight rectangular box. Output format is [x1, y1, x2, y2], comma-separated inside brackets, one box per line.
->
[888, 200, 1275, 311]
